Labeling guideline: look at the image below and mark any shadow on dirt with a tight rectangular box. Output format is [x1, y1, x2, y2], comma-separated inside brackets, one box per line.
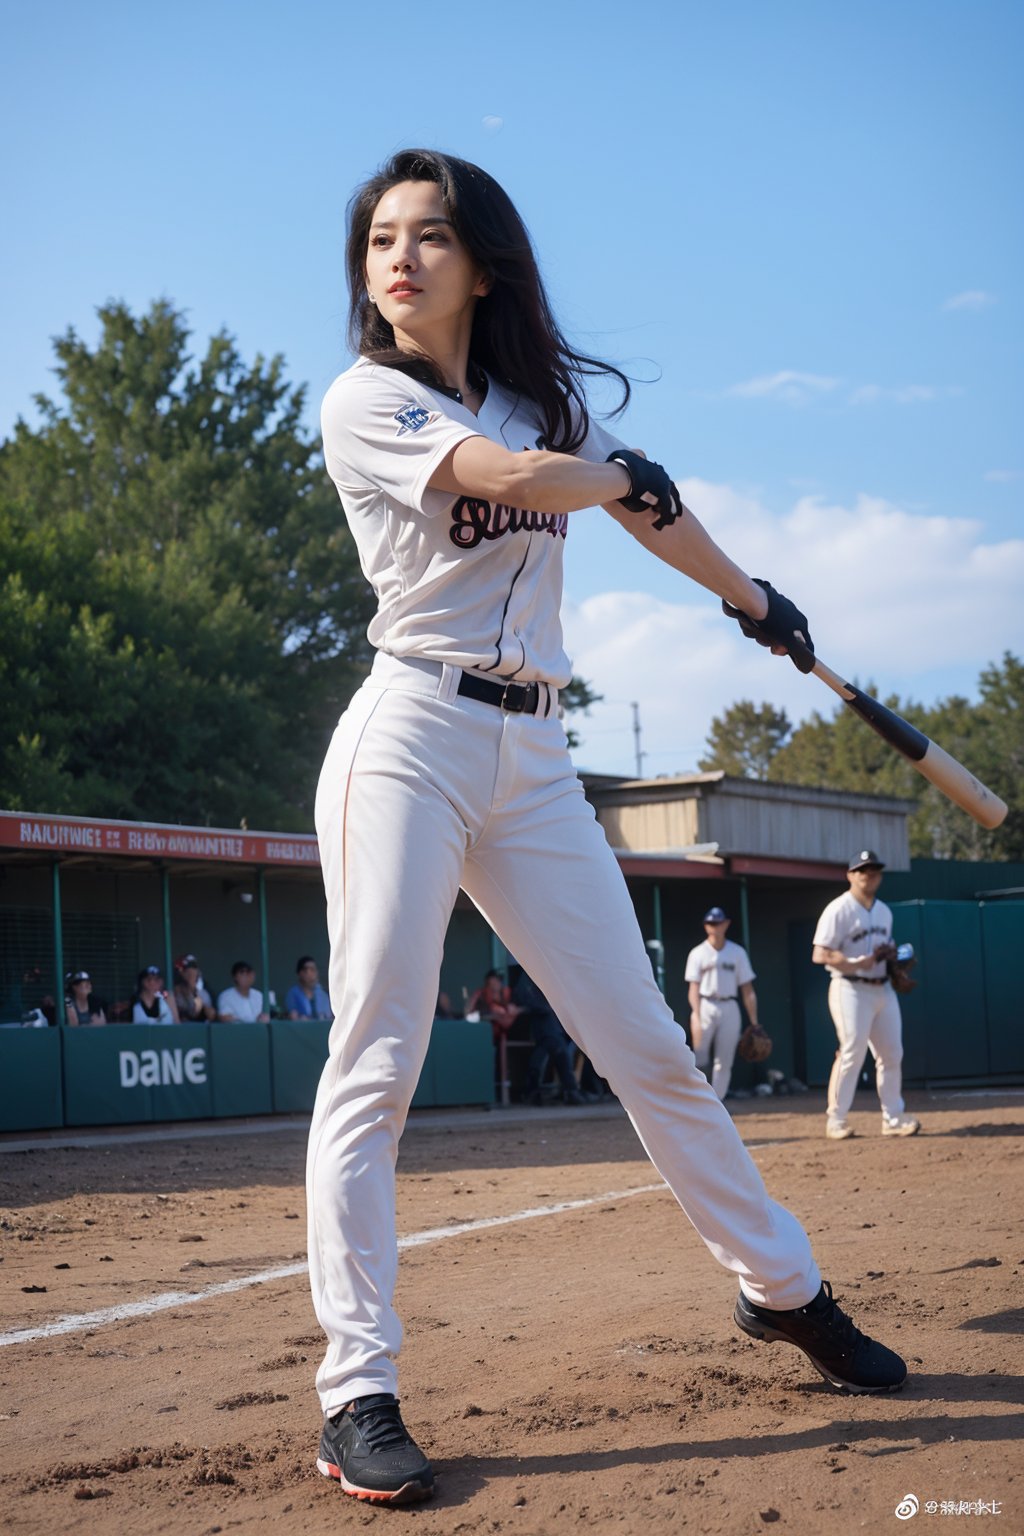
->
[431, 1401, 1023, 1503]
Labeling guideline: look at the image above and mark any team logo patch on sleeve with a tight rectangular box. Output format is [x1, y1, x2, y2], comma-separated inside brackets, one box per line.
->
[393, 403, 432, 436]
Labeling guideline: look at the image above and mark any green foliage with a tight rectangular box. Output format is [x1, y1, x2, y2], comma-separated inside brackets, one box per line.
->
[913, 655, 1024, 862]
[696, 655, 1023, 861]
[561, 675, 603, 751]
[768, 687, 926, 802]
[0, 301, 375, 828]
[698, 700, 791, 780]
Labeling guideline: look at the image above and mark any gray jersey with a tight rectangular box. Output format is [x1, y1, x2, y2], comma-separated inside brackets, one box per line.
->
[321, 359, 626, 686]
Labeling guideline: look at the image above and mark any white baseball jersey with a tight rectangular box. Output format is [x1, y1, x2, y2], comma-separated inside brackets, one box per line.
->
[685, 938, 755, 999]
[320, 358, 627, 686]
[813, 891, 892, 978]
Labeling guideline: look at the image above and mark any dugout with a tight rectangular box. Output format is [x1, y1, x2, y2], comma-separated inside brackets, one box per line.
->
[0, 809, 500, 1130]
[584, 773, 1024, 1091]
[2, 790, 1021, 1132]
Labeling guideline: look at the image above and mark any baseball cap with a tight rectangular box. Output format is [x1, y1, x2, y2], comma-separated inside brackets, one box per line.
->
[141, 964, 163, 976]
[848, 849, 886, 871]
[703, 906, 729, 924]
[66, 969, 90, 985]
[176, 954, 199, 971]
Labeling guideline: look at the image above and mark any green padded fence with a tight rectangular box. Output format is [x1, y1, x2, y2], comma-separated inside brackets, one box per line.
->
[0, 1015, 495, 1133]
[0, 1029, 63, 1131]
[269, 1019, 332, 1112]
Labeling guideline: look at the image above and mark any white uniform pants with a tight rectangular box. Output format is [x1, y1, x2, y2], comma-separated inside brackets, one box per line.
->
[695, 999, 743, 1101]
[826, 977, 906, 1126]
[307, 655, 821, 1413]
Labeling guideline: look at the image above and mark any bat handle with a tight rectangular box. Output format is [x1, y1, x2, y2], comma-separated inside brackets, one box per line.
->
[735, 606, 818, 676]
[786, 634, 817, 675]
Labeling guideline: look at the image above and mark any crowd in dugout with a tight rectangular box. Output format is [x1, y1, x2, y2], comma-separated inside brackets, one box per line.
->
[54, 953, 334, 1026]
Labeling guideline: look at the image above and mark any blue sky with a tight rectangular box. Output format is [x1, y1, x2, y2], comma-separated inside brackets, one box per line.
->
[3, 0, 1021, 776]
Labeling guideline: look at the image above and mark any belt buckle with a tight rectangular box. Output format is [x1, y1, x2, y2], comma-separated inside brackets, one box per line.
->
[500, 682, 535, 714]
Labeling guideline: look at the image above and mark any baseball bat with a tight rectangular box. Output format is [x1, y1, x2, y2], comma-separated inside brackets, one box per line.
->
[785, 638, 1007, 830]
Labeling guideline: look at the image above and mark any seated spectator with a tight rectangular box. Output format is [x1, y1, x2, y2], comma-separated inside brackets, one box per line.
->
[465, 968, 521, 1043]
[132, 966, 180, 1025]
[579, 1053, 613, 1101]
[511, 968, 585, 1106]
[285, 956, 333, 1020]
[173, 954, 216, 1022]
[217, 960, 270, 1022]
[64, 970, 107, 1027]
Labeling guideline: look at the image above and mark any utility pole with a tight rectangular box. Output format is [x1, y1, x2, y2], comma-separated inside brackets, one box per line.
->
[631, 701, 645, 779]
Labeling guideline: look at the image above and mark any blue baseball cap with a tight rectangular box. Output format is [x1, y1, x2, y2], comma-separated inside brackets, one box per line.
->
[703, 907, 729, 924]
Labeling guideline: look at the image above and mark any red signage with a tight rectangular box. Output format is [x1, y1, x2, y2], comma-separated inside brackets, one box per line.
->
[0, 812, 321, 868]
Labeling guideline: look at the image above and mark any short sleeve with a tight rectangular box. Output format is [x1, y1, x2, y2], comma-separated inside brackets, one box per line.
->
[570, 408, 630, 466]
[321, 366, 482, 515]
[812, 902, 842, 951]
[684, 945, 703, 983]
[736, 947, 756, 985]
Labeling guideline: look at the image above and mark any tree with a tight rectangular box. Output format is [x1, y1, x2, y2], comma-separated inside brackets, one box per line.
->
[768, 684, 925, 801]
[699, 700, 792, 779]
[0, 301, 375, 828]
[921, 654, 1024, 862]
[764, 658, 1024, 861]
[561, 675, 603, 751]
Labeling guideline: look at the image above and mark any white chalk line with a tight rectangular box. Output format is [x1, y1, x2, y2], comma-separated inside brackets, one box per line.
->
[0, 1182, 667, 1350]
[928, 1088, 1024, 1099]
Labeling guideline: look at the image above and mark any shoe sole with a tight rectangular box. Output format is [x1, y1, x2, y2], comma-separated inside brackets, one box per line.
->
[882, 1124, 920, 1136]
[733, 1304, 906, 1395]
[826, 1130, 854, 1140]
[317, 1456, 434, 1504]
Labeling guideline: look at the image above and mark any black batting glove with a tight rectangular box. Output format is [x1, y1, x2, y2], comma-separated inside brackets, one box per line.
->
[722, 578, 816, 673]
[605, 450, 683, 531]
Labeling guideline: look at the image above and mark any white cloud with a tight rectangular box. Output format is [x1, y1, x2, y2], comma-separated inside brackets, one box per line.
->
[985, 469, 1021, 484]
[726, 371, 840, 405]
[942, 290, 996, 311]
[725, 372, 962, 409]
[564, 479, 1024, 778]
[849, 384, 963, 405]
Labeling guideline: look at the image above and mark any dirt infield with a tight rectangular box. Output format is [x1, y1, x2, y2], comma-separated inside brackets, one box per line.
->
[1, 1092, 1021, 1534]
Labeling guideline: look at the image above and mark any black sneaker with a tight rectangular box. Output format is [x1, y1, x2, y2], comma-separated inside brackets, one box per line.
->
[733, 1280, 907, 1394]
[317, 1393, 434, 1504]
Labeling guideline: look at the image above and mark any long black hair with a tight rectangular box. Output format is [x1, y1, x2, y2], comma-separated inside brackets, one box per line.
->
[345, 149, 630, 454]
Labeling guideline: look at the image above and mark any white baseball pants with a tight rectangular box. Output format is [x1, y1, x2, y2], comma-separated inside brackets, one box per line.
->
[307, 654, 821, 1413]
[695, 999, 743, 1100]
[826, 977, 906, 1126]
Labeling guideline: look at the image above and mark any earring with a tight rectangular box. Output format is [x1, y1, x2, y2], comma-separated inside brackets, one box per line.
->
[367, 293, 375, 305]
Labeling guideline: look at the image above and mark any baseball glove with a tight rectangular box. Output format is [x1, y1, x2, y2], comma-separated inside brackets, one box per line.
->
[737, 1024, 773, 1064]
[887, 954, 918, 994]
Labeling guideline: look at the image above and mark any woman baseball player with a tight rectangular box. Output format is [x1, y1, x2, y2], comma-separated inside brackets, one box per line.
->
[307, 148, 907, 1506]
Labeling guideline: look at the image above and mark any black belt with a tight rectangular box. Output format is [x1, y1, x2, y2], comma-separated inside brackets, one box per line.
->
[845, 975, 888, 986]
[458, 673, 543, 715]
[702, 996, 737, 1003]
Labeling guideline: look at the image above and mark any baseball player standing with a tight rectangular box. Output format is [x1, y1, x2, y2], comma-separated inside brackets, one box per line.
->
[307, 148, 907, 1507]
[812, 850, 921, 1141]
[685, 905, 758, 1100]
